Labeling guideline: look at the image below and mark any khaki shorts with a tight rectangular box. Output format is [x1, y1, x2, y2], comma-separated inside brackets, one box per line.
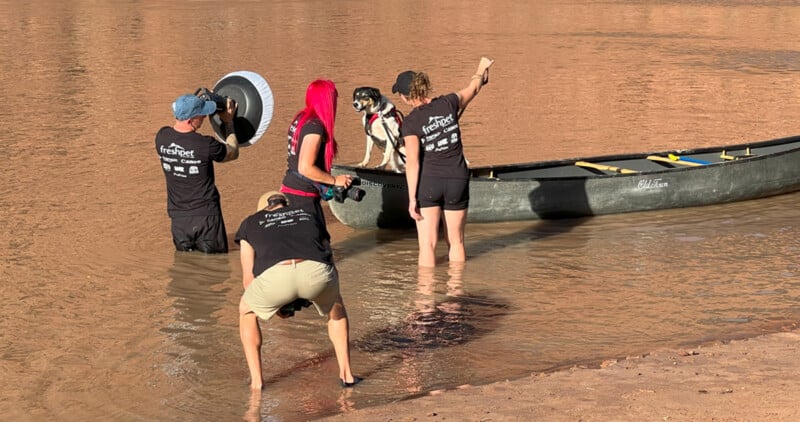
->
[242, 260, 340, 321]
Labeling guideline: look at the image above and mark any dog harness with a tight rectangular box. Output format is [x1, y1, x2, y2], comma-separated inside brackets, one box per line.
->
[364, 108, 406, 162]
[366, 108, 404, 131]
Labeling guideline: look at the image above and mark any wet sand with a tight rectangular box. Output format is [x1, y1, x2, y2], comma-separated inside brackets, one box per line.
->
[322, 328, 800, 421]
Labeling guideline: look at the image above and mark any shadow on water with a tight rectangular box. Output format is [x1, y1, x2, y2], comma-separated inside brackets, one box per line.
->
[467, 217, 591, 260]
[467, 178, 592, 258]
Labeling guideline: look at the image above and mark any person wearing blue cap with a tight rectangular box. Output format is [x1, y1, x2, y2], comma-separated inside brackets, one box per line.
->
[155, 93, 239, 253]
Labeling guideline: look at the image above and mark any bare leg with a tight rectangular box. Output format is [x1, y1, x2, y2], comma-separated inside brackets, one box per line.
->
[239, 297, 264, 390]
[417, 206, 442, 267]
[443, 209, 467, 263]
[327, 295, 356, 383]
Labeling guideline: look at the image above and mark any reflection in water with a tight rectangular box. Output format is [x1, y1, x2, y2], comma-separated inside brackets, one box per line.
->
[245, 380, 358, 421]
[243, 390, 261, 422]
[395, 264, 469, 393]
[356, 264, 508, 352]
[161, 252, 232, 380]
[400, 264, 471, 349]
[355, 262, 510, 395]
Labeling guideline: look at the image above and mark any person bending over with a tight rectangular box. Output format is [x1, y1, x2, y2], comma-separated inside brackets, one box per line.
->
[236, 191, 359, 390]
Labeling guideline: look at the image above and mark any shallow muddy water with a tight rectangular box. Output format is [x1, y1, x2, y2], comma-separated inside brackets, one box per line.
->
[2, 0, 800, 420]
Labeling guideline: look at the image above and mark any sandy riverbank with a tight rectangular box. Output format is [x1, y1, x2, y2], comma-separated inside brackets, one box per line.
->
[320, 329, 800, 421]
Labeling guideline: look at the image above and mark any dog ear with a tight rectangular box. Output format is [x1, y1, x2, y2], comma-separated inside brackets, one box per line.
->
[367, 87, 382, 101]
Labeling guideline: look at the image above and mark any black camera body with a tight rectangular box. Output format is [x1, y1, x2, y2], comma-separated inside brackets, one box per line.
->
[278, 298, 313, 318]
[333, 177, 366, 203]
[194, 87, 229, 113]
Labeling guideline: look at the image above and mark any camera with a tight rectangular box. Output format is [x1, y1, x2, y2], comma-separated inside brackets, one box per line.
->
[278, 298, 312, 318]
[333, 177, 366, 203]
[194, 87, 230, 113]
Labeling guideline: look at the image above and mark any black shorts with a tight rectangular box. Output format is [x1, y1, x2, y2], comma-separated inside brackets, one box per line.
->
[417, 177, 469, 210]
[171, 215, 228, 254]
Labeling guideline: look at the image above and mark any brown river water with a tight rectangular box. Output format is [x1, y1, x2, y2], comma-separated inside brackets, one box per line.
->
[2, 1, 800, 420]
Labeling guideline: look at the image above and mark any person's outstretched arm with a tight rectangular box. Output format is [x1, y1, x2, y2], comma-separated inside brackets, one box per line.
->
[457, 57, 495, 111]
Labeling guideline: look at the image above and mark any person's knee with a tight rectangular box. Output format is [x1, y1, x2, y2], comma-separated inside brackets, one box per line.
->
[328, 298, 348, 321]
[417, 226, 439, 248]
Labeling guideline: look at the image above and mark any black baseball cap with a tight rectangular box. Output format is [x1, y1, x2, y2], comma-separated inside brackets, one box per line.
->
[391, 70, 416, 96]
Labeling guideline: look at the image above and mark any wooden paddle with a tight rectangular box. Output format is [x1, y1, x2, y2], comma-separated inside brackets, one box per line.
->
[575, 161, 637, 174]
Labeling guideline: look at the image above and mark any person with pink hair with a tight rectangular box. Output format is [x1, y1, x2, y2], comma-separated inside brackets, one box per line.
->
[280, 79, 353, 238]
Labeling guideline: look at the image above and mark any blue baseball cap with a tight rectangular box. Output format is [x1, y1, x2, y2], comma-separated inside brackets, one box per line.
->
[172, 94, 217, 120]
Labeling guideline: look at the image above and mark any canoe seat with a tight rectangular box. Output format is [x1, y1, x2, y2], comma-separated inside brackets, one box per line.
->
[720, 147, 756, 161]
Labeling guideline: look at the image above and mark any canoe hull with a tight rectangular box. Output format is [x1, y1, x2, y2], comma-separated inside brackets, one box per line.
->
[330, 135, 800, 229]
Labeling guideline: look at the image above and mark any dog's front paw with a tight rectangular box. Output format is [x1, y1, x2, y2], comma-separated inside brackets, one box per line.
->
[373, 163, 388, 170]
[357, 161, 369, 168]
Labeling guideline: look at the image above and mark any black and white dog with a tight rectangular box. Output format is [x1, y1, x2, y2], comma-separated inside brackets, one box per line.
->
[352, 87, 405, 172]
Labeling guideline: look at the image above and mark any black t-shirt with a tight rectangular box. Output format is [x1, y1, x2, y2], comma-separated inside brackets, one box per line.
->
[155, 127, 227, 217]
[400, 93, 468, 179]
[281, 116, 328, 194]
[235, 205, 333, 276]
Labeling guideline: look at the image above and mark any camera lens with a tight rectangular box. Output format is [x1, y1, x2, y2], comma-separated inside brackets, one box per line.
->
[347, 187, 366, 202]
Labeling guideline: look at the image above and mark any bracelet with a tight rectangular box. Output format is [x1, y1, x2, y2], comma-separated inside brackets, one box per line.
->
[471, 74, 482, 80]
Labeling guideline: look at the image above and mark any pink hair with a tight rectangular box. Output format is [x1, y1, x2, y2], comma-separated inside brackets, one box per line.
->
[290, 79, 339, 171]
